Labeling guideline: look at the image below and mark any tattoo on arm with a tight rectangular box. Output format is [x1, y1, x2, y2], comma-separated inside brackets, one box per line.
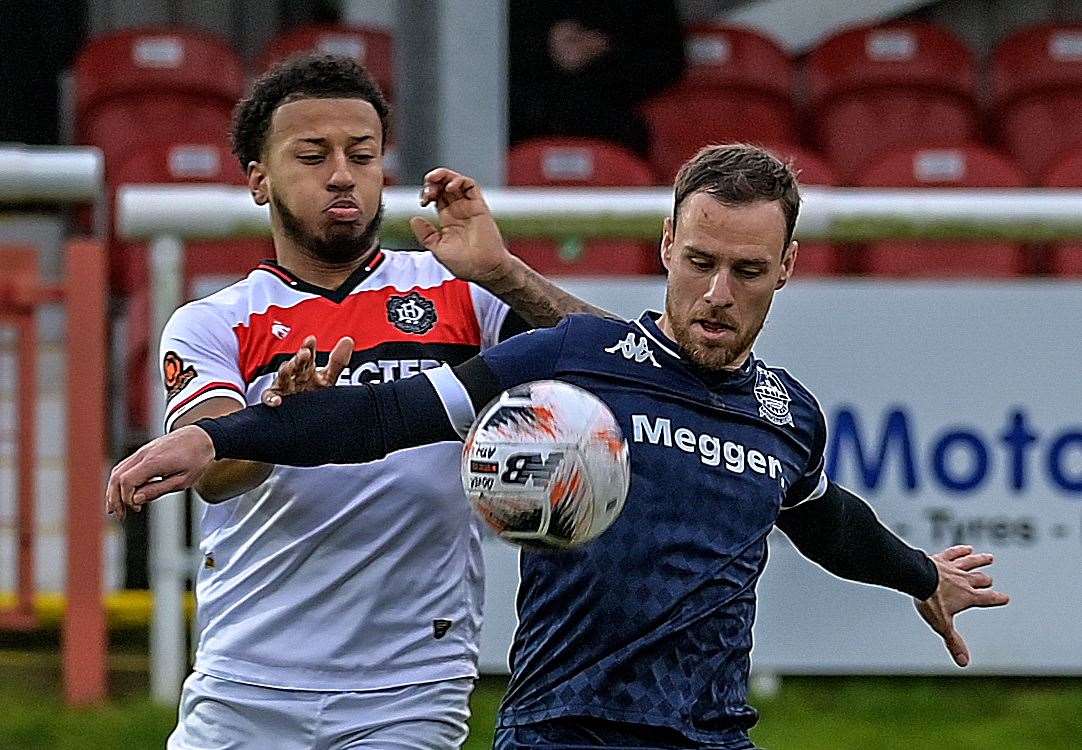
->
[485, 256, 614, 328]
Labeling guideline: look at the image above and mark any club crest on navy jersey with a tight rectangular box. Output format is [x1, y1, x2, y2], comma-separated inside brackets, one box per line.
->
[754, 366, 793, 426]
[387, 291, 437, 334]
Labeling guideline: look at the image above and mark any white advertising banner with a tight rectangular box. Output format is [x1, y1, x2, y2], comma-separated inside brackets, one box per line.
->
[479, 279, 1082, 675]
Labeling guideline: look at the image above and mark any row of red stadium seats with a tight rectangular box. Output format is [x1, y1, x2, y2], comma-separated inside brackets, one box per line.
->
[74, 25, 395, 182]
[651, 21, 1082, 183]
[110, 136, 1082, 297]
[508, 137, 1082, 278]
[73, 22, 1082, 196]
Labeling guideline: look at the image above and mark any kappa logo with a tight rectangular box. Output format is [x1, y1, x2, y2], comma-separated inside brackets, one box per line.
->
[604, 332, 661, 367]
[270, 321, 291, 340]
[754, 366, 793, 427]
[387, 291, 437, 334]
[162, 351, 197, 402]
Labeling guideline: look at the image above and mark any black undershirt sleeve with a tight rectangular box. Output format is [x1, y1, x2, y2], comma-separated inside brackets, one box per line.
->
[195, 357, 498, 466]
[775, 481, 939, 600]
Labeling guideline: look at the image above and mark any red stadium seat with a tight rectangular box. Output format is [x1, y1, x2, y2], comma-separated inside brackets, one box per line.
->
[109, 142, 270, 293]
[75, 28, 245, 120]
[257, 24, 394, 99]
[257, 25, 398, 182]
[1041, 146, 1082, 275]
[761, 145, 844, 276]
[111, 141, 272, 430]
[507, 138, 660, 275]
[641, 25, 795, 184]
[991, 24, 1082, 181]
[675, 24, 792, 100]
[74, 28, 244, 178]
[806, 23, 980, 183]
[855, 145, 1028, 277]
[641, 96, 797, 184]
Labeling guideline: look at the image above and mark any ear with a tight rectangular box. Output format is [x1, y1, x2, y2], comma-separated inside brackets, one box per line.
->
[248, 161, 269, 206]
[776, 240, 798, 290]
[660, 216, 675, 272]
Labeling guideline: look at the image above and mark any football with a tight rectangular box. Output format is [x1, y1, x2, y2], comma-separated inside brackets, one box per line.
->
[461, 380, 630, 549]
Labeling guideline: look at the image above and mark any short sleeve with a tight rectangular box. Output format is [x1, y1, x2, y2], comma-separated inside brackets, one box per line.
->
[781, 402, 828, 509]
[468, 283, 511, 350]
[479, 317, 572, 391]
[160, 302, 247, 432]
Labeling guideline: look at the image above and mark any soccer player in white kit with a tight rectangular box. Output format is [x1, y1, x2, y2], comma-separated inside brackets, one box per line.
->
[143, 55, 604, 749]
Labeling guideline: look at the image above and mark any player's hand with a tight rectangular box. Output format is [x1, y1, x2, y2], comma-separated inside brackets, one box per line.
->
[104, 426, 216, 520]
[261, 335, 354, 407]
[410, 168, 517, 288]
[915, 545, 1010, 667]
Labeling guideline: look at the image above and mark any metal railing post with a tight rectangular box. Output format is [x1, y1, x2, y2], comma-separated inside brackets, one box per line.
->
[147, 233, 188, 703]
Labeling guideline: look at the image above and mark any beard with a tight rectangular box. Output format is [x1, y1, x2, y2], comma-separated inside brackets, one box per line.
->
[665, 296, 763, 371]
[273, 194, 384, 264]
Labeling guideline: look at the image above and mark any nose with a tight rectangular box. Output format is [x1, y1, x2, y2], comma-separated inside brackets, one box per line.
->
[703, 269, 735, 307]
[327, 151, 355, 192]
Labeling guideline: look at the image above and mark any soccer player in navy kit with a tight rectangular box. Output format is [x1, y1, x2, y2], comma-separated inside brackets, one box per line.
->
[109, 144, 1009, 749]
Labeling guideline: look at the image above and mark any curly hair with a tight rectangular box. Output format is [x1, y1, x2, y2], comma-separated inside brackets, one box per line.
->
[230, 54, 391, 172]
[673, 144, 801, 248]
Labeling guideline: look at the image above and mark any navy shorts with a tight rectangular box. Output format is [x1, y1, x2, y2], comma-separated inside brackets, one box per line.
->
[494, 717, 757, 750]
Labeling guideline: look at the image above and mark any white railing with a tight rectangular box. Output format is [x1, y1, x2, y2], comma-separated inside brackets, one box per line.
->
[118, 184, 1082, 242]
[0, 145, 103, 203]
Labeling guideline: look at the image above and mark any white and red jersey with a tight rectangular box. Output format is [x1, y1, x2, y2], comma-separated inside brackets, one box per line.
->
[159, 249, 510, 691]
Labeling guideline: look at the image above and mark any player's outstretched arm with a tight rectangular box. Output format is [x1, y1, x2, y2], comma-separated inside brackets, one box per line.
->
[410, 167, 612, 327]
[106, 318, 567, 517]
[776, 481, 939, 599]
[776, 483, 1009, 666]
[106, 356, 507, 517]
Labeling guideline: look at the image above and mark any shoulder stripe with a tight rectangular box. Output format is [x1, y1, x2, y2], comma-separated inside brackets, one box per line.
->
[164, 382, 246, 431]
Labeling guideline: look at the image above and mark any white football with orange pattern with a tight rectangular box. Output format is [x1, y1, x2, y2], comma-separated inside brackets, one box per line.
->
[461, 380, 630, 549]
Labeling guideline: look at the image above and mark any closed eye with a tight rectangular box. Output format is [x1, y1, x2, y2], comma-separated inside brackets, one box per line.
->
[735, 265, 768, 279]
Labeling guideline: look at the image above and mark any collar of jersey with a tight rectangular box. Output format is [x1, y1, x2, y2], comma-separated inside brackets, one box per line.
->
[636, 311, 757, 388]
[256, 251, 385, 303]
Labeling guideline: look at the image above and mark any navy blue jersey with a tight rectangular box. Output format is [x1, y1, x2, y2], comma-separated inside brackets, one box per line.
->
[480, 312, 827, 745]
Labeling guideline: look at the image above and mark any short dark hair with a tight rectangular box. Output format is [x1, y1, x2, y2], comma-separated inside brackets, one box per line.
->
[672, 144, 801, 248]
[230, 54, 391, 171]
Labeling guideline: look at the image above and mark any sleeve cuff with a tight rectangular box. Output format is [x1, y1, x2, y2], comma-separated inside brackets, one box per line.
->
[164, 383, 246, 432]
[194, 417, 229, 460]
[911, 553, 940, 601]
[422, 364, 477, 439]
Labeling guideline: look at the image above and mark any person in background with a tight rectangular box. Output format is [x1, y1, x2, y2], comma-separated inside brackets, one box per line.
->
[509, 0, 685, 159]
[0, 0, 85, 144]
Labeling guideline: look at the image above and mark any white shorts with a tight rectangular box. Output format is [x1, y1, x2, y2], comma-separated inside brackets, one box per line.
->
[167, 672, 474, 750]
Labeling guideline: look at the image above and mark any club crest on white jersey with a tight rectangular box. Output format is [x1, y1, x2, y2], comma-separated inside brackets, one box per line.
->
[754, 366, 793, 426]
[387, 291, 437, 334]
[605, 332, 661, 367]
